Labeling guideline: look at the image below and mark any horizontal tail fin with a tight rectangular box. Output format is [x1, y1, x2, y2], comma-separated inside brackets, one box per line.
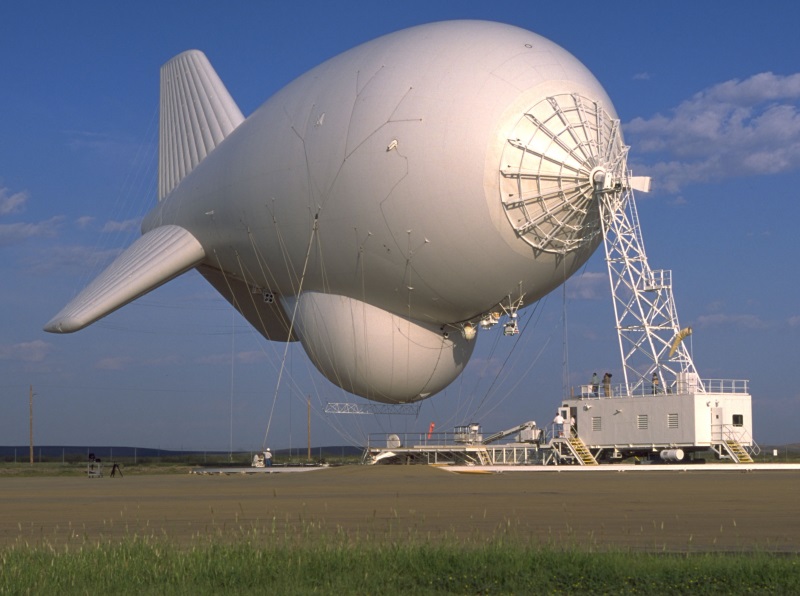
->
[159, 50, 244, 200]
[44, 226, 205, 333]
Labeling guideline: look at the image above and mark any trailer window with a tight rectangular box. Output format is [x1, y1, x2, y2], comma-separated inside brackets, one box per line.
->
[732, 414, 743, 427]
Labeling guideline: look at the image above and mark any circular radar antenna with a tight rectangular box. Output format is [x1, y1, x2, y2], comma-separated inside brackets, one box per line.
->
[500, 93, 628, 254]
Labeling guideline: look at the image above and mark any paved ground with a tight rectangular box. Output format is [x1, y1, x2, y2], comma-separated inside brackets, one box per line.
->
[2, 465, 798, 552]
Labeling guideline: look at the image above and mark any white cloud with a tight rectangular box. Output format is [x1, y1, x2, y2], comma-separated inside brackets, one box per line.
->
[65, 130, 125, 155]
[0, 216, 64, 246]
[76, 216, 95, 229]
[625, 72, 800, 192]
[0, 187, 28, 215]
[102, 218, 141, 233]
[22, 245, 122, 273]
[789, 315, 800, 328]
[695, 313, 768, 329]
[236, 350, 268, 364]
[95, 356, 133, 370]
[0, 340, 53, 362]
[143, 354, 183, 367]
[197, 353, 229, 365]
[197, 350, 268, 365]
[566, 272, 607, 300]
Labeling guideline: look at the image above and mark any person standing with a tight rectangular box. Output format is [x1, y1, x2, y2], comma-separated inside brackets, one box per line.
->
[591, 372, 599, 397]
[553, 411, 565, 437]
[264, 448, 273, 467]
[603, 372, 612, 397]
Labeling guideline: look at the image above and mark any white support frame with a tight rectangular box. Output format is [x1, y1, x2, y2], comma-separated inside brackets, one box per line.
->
[325, 402, 421, 415]
[597, 171, 701, 394]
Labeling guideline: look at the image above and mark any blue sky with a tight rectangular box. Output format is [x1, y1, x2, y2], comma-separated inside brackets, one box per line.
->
[2, 1, 799, 452]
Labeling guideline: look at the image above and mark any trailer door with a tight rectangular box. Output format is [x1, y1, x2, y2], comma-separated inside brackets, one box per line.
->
[710, 407, 724, 442]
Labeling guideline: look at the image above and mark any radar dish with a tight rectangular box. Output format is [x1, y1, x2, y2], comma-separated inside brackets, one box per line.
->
[499, 93, 628, 254]
[386, 434, 402, 449]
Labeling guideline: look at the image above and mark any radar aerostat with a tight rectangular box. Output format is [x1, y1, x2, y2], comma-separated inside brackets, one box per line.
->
[45, 20, 634, 404]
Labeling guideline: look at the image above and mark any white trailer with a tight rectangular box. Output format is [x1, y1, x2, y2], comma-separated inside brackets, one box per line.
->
[564, 377, 756, 463]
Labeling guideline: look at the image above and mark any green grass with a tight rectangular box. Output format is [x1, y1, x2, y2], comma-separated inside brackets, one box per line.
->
[1, 538, 798, 595]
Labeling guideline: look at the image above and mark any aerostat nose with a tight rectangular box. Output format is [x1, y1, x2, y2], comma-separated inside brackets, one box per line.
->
[498, 93, 626, 256]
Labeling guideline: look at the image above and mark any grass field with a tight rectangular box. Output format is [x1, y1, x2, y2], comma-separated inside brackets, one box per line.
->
[2, 462, 798, 593]
[2, 538, 798, 594]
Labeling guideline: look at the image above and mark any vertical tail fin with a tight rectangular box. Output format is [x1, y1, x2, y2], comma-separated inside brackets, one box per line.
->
[159, 50, 244, 200]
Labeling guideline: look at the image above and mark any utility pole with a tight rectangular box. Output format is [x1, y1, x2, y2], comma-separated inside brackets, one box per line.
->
[29, 385, 34, 465]
[307, 397, 311, 462]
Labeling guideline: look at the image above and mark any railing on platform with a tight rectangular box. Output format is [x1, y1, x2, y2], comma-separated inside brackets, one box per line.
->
[573, 378, 750, 399]
[718, 423, 760, 455]
[700, 379, 750, 394]
[366, 427, 541, 451]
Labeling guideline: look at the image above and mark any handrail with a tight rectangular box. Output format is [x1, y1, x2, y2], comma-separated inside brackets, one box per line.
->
[720, 424, 760, 456]
[573, 378, 750, 398]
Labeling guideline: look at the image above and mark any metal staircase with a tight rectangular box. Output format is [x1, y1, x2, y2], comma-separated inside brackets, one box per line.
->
[567, 436, 599, 465]
[723, 439, 754, 464]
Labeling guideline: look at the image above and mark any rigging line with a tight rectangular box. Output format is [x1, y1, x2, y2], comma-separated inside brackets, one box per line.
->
[464, 327, 503, 417]
[244, 229, 298, 340]
[465, 304, 523, 417]
[79, 104, 159, 293]
[303, 226, 407, 450]
[263, 205, 301, 293]
[248, 217, 362, 442]
[478, 335, 552, 421]
[229, 308, 235, 460]
[404, 232, 414, 397]
[206, 248, 242, 456]
[246, 209, 296, 298]
[450, 362, 469, 427]
[469, 298, 545, 420]
[228, 252, 361, 445]
[468, 320, 529, 419]
[233, 247, 293, 345]
[562, 258, 570, 397]
[302, 222, 348, 391]
[303, 230, 367, 445]
[345, 228, 382, 441]
[262, 213, 319, 449]
[301, 362, 366, 447]
[241, 222, 379, 447]
[206, 242, 332, 446]
[231, 250, 326, 414]
[240, 230, 312, 379]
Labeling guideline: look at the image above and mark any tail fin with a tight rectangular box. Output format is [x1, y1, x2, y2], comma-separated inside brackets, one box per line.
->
[158, 50, 244, 200]
[44, 225, 205, 333]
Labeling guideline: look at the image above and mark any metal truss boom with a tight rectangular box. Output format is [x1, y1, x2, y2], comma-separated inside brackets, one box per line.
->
[595, 151, 701, 395]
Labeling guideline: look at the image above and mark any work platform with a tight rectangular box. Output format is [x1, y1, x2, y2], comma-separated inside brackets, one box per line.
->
[366, 421, 601, 466]
[366, 379, 760, 467]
